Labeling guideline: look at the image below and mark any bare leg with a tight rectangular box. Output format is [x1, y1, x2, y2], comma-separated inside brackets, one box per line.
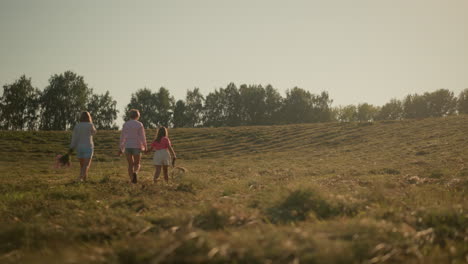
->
[77, 158, 91, 181]
[126, 153, 135, 182]
[163, 165, 169, 182]
[154, 166, 162, 183]
[78, 158, 85, 181]
[81, 158, 92, 181]
[133, 154, 141, 174]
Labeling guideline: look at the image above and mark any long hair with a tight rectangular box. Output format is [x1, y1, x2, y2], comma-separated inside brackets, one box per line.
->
[80, 111, 92, 123]
[154, 127, 168, 143]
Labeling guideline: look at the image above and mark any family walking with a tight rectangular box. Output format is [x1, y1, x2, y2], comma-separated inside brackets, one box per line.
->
[69, 109, 177, 183]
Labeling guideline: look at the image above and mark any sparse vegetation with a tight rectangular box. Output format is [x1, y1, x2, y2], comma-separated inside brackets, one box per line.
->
[267, 188, 362, 223]
[0, 115, 467, 263]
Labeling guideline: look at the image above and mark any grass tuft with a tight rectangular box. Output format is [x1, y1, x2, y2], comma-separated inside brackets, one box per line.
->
[267, 189, 361, 223]
[193, 207, 229, 230]
[1, 116, 467, 263]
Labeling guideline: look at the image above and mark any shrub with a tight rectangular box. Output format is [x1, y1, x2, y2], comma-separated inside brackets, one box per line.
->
[193, 207, 228, 230]
[46, 190, 89, 201]
[428, 170, 444, 179]
[111, 198, 147, 212]
[0, 223, 58, 253]
[415, 150, 429, 156]
[175, 183, 195, 194]
[266, 189, 360, 223]
[417, 207, 468, 243]
[369, 168, 401, 175]
[115, 239, 156, 264]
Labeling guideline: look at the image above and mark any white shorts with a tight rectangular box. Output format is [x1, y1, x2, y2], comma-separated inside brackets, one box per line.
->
[153, 149, 171, 166]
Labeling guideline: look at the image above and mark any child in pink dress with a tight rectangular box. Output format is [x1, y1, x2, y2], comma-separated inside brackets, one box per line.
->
[147, 127, 177, 183]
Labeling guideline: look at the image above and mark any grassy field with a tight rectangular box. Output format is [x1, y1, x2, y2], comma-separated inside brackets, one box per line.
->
[0, 116, 467, 263]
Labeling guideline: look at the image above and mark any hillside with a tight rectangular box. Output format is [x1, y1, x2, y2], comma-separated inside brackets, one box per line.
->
[0, 116, 467, 263]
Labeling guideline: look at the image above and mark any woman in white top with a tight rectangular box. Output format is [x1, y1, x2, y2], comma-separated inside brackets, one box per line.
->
[119, 109, 147, 183]
[70, 111, 97, 181]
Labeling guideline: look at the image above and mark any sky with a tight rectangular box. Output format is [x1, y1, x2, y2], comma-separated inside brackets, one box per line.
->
[1, 0, 468, 124]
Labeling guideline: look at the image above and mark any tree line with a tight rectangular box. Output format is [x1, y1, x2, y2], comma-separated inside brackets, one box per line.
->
[335, 89, 468, 122]
[0, 72, 118, 130]
[1, 71, 468, 130]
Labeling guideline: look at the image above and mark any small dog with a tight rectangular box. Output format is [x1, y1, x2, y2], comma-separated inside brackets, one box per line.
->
[54, 154, 71, 168]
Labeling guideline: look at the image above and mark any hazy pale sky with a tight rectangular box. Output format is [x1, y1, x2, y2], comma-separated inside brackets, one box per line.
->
[1, 0, 468, 119]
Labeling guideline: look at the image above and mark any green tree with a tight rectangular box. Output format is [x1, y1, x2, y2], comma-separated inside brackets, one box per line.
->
[40, 71, 91, 130]
[424, 89, 457, 117]
[403, 94, 429, 119]
[310, 91, 334, 122]
[87, 91, 119, 130]
[329, 107, 340, 122]
[173, 100, 188, 128]
[356, 103, 379, 122]
[282, 87, 314, 124]
[402, 90, 456, 119]
[375, 99, 403, 120]
[224, 83, 242, 126]
[264, 84, 283, 125]
[203, 83, 242, 127]
[203, 88, 227, 127]
[124, 87, 175, 128]
[0, 75, 41, 130]
[457, 88, 468, 114]
[239, 84, 267, 125]
[185, 88, 204, 127]
[337, 105, 358, 122]
[124, 88, 159, 128]
[155, 87, 175, 127]
[281, 88, 333, 124]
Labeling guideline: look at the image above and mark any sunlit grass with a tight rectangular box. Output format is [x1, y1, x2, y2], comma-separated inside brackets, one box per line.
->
[0, 116, 467, 263]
